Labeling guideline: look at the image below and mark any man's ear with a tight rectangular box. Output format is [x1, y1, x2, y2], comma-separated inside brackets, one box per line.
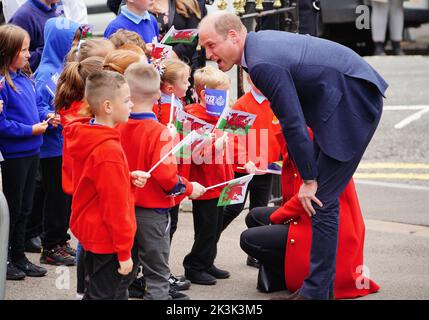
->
[228, 29, 239, 44]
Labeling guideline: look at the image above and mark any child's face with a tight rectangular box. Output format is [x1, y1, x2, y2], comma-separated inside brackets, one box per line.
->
[110, 84, 133, 124]
[10, 36, 30, 72]
[172, 70, 190, 99]
[128, 0, 154, 12]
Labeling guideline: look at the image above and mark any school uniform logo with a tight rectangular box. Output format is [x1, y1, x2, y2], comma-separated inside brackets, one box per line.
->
[272, 115, 279, 125]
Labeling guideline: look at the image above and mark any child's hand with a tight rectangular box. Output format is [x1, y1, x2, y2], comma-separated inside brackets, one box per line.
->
[244, 161, 257, 174]
[167, 123, 177, 139]
[131, 170, 150, 188]
[0, 100, 3, 113]
[118, 258, 133, 275]
[32, 122, 49, 135]
[189, 182, 206, 199]
[46, 113, 61, 127]
[214, 132, 229, 152]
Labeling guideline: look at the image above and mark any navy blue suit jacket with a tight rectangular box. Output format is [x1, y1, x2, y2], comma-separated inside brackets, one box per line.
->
[244, 31, 388, 180]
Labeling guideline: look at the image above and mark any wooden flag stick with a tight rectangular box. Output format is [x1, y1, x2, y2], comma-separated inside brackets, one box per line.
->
[236, 167, 282, 175]
[168, 93, 175, 125]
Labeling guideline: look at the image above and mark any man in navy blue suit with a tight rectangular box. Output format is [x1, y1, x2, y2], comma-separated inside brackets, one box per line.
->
[199, 12, 388, 300]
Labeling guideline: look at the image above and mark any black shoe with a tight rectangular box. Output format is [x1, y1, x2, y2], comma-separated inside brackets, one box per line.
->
[246, 255, 260, 268]
[373, 42, 386, 56]
[185, 270, 217, 285]
[61, 242, 77, 257]
[25, 236, 42, 253]
[40, 245, 76, 266]
[207, 265, 230, 279]
[128, 276, 146, 299]
[6, 262, 26, 280]
[392, 41, 405, 56]
[169, 274, 191, 291]
[169, 287, 190, 300]
[14, 257, 47, 277]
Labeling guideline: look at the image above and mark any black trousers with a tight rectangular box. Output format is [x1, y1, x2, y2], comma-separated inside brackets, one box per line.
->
[2, 154, 39, 262]
[25, 168, 43, 241]
[222, 172, 273, 231]
[39, 156, 71, 249]
[83, 251, 136, 300]
[183, 198, 223, 272]
[240, 206, 288, 287]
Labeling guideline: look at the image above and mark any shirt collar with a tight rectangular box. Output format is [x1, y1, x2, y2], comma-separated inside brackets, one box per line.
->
[241, 51, 247, 69]
[121, 5, 151, 25]
[29, 0, 58, 13]
[160, 92, 184, 110]
[250, 88, 267, 105]
[129, 112, 158, 121]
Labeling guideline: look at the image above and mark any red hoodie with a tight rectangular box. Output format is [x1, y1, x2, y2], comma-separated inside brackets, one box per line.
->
[64, 120, 136, 262]
[184, 103, 233, 200]
[60, 100, 88, 195]
[118, 113, 193, 208]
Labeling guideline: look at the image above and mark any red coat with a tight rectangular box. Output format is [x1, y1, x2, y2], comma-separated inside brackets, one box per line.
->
[270, 132, 380, 299]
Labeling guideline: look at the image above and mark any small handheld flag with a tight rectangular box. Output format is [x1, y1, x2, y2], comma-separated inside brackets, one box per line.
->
[217, 109, 257, 136]
[161, 26, 198, 45]
[175, 108, 214, 135]
[205, 88, 227, 117]
[213, 174, 255, 207]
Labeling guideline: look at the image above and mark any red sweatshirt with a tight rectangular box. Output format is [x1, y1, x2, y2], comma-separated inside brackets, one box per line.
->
[60, 101, 88, 195]
[184, 103, 233, 200]
[64, 120, 136, 262]
[118, 113, 193, 208]
[231, 90, 282, 173]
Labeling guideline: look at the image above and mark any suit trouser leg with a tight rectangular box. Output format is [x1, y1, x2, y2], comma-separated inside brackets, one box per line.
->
[300, 115, 381, 300]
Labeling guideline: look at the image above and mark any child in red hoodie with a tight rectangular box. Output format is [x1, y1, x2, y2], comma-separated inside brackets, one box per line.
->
[182, 66, 233, 285]
[118, 63, 205, 300]
[65, 70, 149, 300]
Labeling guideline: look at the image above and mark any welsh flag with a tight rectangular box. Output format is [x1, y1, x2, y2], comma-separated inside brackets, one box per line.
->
[151, 43, 173, 61]
[217, 174, 255, 207]
[173, 130, 206, 159]
[175, 108, 214, 135]
[217, 109, 257, 136]
[161, 26, 198, 45]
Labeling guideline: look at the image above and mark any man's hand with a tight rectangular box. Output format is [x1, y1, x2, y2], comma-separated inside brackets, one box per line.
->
[131, 171, 151, 188]
[32, 122, 49, 135]
[298, 180, 323, 217]
[244, 161, 257, 174]
[118, 258, 133, 275]
[189, 182, 206, 199]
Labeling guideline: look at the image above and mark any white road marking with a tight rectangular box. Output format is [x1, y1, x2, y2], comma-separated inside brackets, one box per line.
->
[394, 107, 429, 129]
[355, 179, 429, 191]
[384, 105, 429, 111]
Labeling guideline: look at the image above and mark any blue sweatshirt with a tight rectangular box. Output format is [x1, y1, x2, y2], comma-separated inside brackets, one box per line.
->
[104, 5, 159, 43]
[0, 71, 42, 159]
[34, 17, 79, 159]
[10, 0, 61, 71]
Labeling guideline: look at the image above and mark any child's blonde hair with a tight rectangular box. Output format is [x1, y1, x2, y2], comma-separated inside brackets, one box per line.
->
[0, 24, 32, 91]
[108, 29, 149, 56]
[125, 63, 160, 102]
[160, 58, 191, 90]
[76, 38, 115, 62]
[193, 65, 230, 98]
[103, 49, 142, 75]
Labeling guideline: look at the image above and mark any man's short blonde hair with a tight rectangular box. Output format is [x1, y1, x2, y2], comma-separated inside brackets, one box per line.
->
[194, 65, 230, 98]
[199, 12, 245, 38]
[124, 63, 160, 102]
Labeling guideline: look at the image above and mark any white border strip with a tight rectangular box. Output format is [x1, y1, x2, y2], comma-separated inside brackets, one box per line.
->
[355, 179, 429, 191]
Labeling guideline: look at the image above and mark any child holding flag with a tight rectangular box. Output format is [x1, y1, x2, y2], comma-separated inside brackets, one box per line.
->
[181, 65, 233, 285]
[222, 74, 282, 235]
[118, 63, 205, 299]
